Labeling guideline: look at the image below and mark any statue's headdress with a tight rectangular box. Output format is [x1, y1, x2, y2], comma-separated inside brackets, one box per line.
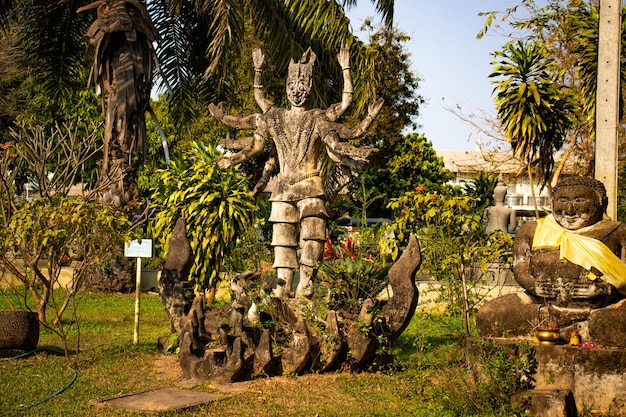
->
[287, 48, 316, 87]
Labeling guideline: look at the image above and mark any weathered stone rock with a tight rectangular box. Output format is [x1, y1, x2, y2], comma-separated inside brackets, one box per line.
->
[221, 337, 248, 382]
[319, 310, 343, 371]
[512, 389, 576, 417]
[281, 319, 313, 375]
[346, 326, 377, 366]
[163, 217, 193, 279]
[253, 330, 275, 375]
[158, 273, 191, 334]
[476, 293, 538, 337]
[588, 306, 626, 348]
[158, 217, 195, 334]
[382, 234, 421, 343]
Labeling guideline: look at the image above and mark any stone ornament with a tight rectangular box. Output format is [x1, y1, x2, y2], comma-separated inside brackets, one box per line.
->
[158, 47, 422, 382]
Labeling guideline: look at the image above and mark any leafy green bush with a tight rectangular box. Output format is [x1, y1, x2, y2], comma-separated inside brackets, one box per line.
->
[0, 196, 132, 355]
[387, 187, 513, 335]
[149, 139, 256, 300]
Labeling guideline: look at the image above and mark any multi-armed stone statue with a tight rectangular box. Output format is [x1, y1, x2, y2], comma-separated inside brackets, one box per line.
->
[477, 175, 626, 347]
[159, 47, 421, 382]
[211, 47, 381, 299]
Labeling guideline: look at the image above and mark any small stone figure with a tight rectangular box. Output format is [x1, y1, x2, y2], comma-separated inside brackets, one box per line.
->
[211, 48, 379, 299]
[484, 180, 516, 234]
[477, 176, 626, 347]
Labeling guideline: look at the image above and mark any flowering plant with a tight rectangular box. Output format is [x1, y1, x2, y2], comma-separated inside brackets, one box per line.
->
[318, 235, 390, 316]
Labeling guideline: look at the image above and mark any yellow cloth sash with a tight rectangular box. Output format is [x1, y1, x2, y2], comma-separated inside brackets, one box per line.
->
[532, 214, 626, 295]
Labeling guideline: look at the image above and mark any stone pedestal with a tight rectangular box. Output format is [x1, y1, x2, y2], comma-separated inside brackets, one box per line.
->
[472, 338, 626, 416]
[533, 344, 626, 415]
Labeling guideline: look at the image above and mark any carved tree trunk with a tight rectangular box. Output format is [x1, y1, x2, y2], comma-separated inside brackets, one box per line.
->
[79, 0, 159, 209]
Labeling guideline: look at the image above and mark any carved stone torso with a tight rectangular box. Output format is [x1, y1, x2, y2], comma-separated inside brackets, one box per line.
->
[485, 204, 514, 233]
[260, 107, 330, 202]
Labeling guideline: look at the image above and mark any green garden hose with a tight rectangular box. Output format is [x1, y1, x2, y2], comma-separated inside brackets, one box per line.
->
[0, 348, 78, 415]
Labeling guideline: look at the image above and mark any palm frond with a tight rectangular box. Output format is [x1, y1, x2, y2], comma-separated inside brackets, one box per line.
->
[342, 0, 393, 28]
[18, 0, 93, 102]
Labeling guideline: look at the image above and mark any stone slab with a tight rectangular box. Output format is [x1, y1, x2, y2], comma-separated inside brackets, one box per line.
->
[95, 387, 224, 413]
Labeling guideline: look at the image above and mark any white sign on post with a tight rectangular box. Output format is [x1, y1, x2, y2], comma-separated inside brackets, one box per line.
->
[124, 239, 153, 345]
[124, 239, 153, 258]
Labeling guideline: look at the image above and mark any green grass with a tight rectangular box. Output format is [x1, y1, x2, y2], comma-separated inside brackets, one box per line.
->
[0, 292, 527, 417]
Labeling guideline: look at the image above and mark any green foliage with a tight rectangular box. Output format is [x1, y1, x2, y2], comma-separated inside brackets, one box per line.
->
[387, 188, 513, 328]
[149, 139, 256, 289]
[348, 25, 423, 143]
[318, 232, 391, 316]
[490, 39, 574, 185]
[383, 133, 452, 192]
[222, 217, 272, 274]
[145, 0, 392, 130]
[343, 133, 451, 218]
[463, 171, 500, 212]
[314, 227, 394, 359]
[0, 112, 129, 356]
[481, 1, 626, 219]
[0, 196, 132, 355]
[432, 338, 536, 416]
[335, 23, 430, 219]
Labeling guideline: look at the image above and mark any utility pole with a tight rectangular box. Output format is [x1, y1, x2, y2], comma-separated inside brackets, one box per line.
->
[595, 0, 622, 220]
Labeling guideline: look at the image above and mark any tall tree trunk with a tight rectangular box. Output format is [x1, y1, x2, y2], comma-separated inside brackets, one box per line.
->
[79, 0, 158, 210]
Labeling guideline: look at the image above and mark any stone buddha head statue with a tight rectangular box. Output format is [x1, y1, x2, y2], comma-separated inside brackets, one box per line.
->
[552, 176, 607, 230]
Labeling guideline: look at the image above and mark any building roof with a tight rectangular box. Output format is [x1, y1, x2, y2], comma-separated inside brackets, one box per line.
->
[437, 150, 522, 174]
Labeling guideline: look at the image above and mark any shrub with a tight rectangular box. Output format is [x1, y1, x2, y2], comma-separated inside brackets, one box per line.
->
[149, 140, 256, 302]
[0, 196, 132, 356]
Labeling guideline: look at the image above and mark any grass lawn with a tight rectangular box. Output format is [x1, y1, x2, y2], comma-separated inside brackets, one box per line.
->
[1, 291, 521, 417]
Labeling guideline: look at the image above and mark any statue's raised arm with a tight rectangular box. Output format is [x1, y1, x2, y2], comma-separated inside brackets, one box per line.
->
[208, 102, 258, 130]
[252, 48, 274, 113]
[213, 131, 265, 170]
[333, 97, 384, 139]
[325, 48, 353, 122]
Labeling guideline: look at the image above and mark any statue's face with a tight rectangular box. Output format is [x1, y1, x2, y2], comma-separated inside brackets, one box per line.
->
[552, 185, 602, 230]
[286, 75, 311, 107]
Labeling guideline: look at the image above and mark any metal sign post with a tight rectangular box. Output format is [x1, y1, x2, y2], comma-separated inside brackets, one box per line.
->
[124, 239, 153, 345]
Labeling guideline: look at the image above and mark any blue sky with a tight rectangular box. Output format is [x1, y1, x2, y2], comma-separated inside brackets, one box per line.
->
[346, 1, 518, 150]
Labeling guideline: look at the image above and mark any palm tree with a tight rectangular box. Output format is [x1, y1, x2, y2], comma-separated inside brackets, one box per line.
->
[490, 39, 573, 215]
[0, 0, 395, 209]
